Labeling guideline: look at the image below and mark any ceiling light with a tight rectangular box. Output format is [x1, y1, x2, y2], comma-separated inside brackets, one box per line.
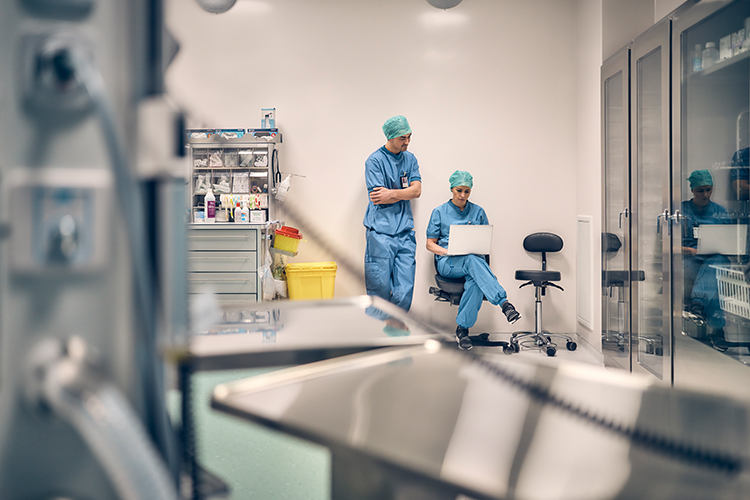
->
[196, 0, 237, 14]
[426, 0, 463, 9]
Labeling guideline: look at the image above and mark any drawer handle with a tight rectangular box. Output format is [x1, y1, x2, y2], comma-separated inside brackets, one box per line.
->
[189, 235, 251, 239]
[188, 278, 253, 282]
[188, 257, 251, 261]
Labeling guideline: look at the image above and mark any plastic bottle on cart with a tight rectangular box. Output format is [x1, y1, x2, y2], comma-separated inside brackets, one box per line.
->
[234, 202, 242, 223]
[240, 202, 250, 223]
[205, 188, 216, 224]
[702, 42, 719, 69]
[693, 44, 703, 72]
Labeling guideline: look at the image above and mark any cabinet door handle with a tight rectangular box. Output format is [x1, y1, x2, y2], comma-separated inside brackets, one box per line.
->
[656, 209, 669, 234]
[619, 208, 629, 229]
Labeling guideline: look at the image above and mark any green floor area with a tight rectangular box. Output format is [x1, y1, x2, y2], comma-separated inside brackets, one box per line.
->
[179, 368, 331, 499]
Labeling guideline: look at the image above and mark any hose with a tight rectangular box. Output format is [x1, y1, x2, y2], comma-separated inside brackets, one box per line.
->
[39, 347, 179, 500]
[53, 45, 179, 482]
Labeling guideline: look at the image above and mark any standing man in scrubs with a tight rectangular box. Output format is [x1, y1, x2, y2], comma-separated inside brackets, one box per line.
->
[364, 115, 422, 312]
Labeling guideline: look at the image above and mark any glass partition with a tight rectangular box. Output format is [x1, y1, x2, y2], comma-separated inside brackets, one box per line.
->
[602, 49, 632, 371]
[634, 47, 667, 378]
[674, 0, 750, 394]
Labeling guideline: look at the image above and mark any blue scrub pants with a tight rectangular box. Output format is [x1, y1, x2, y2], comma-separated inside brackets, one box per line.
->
[437, 254, 508, 329]
[365, 229, 417, 312]
[684, 254, 729, 329]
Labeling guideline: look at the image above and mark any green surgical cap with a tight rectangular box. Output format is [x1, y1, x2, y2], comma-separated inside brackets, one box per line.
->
[382, 115, 412, 140]
[450, 170, 473, 189]
[688, 169, 713, 189]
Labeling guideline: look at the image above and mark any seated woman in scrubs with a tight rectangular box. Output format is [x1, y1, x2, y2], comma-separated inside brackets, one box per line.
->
[426, 170, 520, 350]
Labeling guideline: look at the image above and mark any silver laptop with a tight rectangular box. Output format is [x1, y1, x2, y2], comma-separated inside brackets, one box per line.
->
[446, 224, 493, 256]
[696, 224, 748, 255]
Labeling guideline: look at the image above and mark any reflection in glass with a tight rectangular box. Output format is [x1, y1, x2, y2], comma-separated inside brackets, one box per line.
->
[602, 69, 630, 369]
[679, 0, 750, 363]
[635, 47, 665, 378]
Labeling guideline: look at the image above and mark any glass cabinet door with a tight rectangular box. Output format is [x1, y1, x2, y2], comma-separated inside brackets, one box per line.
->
[631, 19, 672, 381]
[673, 0, 750, 397]
[602, 47, 632, 371]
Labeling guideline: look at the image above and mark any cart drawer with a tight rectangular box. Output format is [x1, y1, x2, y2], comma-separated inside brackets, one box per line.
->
[188, 229, 258, 251]
[188, 251, 258, 272]
[188, 272, 258, 294]
[189, 293, 258, 308]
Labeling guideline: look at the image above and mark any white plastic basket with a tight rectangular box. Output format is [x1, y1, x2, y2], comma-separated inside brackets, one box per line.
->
[712, 265, 750, 320]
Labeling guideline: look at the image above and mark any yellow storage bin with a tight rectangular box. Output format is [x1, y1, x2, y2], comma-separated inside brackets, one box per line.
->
[286, 262, 337, 300]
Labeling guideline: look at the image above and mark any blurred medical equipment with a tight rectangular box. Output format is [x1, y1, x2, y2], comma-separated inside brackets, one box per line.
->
[513, 232, 576, 356]
[0, 1, 184, 498]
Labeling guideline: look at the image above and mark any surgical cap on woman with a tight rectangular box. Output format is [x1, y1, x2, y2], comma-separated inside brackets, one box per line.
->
[382, 115, 412, 140]
[449, 170, 473, 189]
[688, 169, 713, 189]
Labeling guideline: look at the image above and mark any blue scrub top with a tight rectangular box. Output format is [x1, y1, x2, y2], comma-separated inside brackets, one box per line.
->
[426, 200, 489, 250]
[681, 199, 730, 249]
[363, 146, 422, 236]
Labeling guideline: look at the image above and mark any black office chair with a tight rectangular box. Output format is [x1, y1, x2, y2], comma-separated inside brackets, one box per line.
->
[429, 255, 510, 350]
[511, 232, 576, 356]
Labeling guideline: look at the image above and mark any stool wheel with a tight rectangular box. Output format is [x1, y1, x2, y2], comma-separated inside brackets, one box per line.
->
[546, 346, 557, 357]
[566, 341, 577, 351]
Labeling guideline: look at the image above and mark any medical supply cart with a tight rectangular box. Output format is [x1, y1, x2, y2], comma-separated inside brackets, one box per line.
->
[187, 129, 282, 305]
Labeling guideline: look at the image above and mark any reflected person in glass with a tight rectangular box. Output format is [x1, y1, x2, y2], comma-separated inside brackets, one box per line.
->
[426, 170, 520, 351]
[682, 169, 731, 351]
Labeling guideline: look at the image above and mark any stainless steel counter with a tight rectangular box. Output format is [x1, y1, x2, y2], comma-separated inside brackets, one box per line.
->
[175, 295, 447, 371]
[212, 339, 750, 500]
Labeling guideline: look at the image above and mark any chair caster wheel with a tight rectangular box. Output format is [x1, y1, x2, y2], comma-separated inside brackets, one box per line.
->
[546, 346, 556, 357]
[510, 342, 520, 353]
[503, 344, 514, 355]
[566, 341, 577, 351]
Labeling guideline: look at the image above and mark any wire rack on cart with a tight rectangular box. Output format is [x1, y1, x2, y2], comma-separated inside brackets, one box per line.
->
[712, 265, 750, 320]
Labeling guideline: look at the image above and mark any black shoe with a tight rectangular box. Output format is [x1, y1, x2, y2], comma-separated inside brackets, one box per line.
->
[688, 301, 707, 327]
[502, 302, 521, 324]
[709, 328, 729, 352]
[456, 326, 473, 351]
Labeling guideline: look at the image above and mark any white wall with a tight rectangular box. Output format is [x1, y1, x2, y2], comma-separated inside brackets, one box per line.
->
[166, 0, 581, 335]
[575, 0, 603, 348]
[655, 0, 689, 21]
[602, 0, 654, 60]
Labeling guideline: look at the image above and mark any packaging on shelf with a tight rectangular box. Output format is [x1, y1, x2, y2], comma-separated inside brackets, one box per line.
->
[720, 34, 732, 60]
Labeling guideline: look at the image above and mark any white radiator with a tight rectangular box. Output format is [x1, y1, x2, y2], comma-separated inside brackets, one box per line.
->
[577, 215, 593, 329]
